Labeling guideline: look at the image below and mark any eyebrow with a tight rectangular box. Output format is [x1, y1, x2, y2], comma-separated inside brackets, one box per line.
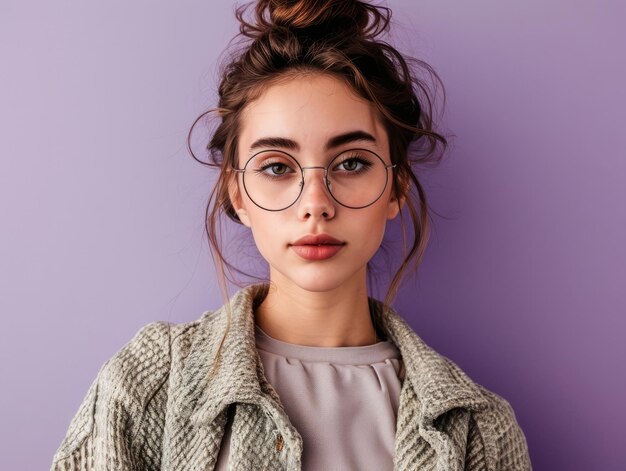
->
[248, 130, 377, 153]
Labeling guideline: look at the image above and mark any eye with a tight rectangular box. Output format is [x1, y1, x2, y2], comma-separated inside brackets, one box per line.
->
[333, 155, 373, 174]
[252, 156, 298, 180]
[260, 162, 290, 175]
[340, 158, 360, 171]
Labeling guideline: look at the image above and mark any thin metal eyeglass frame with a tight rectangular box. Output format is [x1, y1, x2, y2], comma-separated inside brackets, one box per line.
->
[230, 148, 397, 211]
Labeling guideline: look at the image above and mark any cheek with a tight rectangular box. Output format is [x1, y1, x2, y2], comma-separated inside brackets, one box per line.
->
[246, 211, 287, 258]
[347, 208, 389, 246]
[247, 213, 270, 246]
[371, 215, 389, 247]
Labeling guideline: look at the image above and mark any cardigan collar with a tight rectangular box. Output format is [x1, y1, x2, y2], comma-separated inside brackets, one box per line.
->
[181, 282, 490, 440]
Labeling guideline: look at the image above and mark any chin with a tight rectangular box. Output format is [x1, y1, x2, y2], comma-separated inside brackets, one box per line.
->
[271, 265, 362, 293]
[294, 279, 346, 293]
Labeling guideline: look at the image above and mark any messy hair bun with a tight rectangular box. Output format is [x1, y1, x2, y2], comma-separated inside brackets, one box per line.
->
[238, 0, 390, 40]
[191, 0, 448, 317]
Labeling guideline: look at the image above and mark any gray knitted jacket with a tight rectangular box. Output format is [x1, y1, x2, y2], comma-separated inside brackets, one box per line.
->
[51, 282, 532, 470]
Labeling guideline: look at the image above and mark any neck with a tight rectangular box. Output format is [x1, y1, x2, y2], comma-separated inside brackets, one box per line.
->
[254, 270, 378, 347]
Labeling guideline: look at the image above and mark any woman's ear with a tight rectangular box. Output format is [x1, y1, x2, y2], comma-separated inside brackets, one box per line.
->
[386, 193, 405, 220]
[227, 177, 252, 228]
[386, 175, 408, 220]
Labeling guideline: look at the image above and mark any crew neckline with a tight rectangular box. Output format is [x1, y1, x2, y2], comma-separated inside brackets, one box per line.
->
[254, 323, 400, 365]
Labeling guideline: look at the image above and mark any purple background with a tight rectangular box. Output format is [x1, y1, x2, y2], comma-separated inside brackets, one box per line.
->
[1, 1, 624, 469]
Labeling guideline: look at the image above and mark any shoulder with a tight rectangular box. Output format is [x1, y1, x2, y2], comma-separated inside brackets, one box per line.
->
[52, 319, 201, 464]
[421, 351, 532, 470]
[382, 309, 533, 470]
[85, 318, 204, 409]
[468, 381, 533, 470]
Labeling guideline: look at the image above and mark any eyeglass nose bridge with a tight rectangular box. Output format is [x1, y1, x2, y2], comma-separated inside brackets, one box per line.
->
[298, 165, 333, 192]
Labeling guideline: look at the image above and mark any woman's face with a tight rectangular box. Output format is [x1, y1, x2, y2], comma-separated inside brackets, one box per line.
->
[230, 73, 404, 292]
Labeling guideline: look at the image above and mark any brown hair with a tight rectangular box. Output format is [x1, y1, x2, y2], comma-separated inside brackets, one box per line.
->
[187, 0, 448, 378]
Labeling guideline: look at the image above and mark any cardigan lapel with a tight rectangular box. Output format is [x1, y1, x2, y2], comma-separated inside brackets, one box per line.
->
[171, 282, 303, 469]
[170, 283, 491, 471]
[371, 296, 491, 470]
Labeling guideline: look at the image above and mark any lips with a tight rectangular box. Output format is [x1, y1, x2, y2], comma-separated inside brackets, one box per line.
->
[291, 233, 345, 246]
[290, 233, 346, 261]
[290, 244, 344, 261]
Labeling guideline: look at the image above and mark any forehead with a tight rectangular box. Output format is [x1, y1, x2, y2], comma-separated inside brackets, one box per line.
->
[238, 73, 388, 156]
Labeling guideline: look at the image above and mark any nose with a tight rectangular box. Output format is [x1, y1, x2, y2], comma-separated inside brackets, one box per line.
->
[296, 166, 336, 220]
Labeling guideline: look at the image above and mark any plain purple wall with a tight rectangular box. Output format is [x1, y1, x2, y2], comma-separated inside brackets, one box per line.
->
[1, 1, 624, 469]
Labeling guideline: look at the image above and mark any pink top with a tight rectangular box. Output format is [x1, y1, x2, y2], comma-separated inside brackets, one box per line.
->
[214, 323, 403, 470]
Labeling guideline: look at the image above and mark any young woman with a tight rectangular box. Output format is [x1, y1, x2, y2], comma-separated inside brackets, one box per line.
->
[51, 1, 532, 470]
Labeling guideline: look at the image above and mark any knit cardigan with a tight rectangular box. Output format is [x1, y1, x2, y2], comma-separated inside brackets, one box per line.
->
[51, 282, 532, 470]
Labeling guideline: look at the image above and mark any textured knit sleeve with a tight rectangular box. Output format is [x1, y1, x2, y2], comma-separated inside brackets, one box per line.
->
[467, 385, 533, 471]
[50, 321, 172, 471]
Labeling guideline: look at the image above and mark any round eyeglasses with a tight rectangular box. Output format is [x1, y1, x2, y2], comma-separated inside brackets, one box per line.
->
[231, 148, 396, 211]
